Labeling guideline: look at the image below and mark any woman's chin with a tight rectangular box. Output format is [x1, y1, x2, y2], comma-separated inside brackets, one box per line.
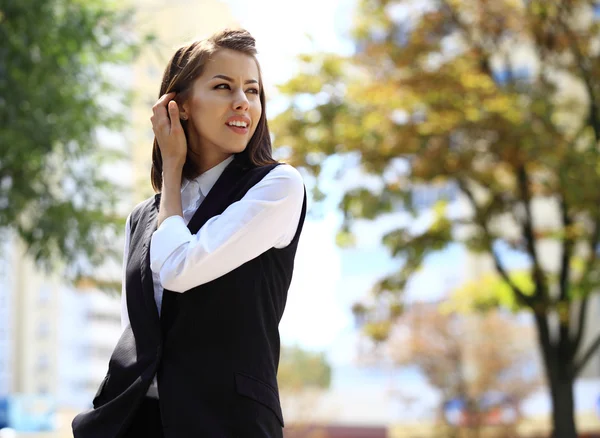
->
[228, 144, 248, 154]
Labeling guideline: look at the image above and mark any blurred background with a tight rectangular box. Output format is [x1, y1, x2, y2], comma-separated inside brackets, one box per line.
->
[1, 0, 600, 437]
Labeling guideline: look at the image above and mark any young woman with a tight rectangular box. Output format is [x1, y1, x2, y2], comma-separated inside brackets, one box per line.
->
[72, 28, 306, 438]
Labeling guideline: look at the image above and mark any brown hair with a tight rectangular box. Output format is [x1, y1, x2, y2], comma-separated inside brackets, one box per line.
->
[150, 28, 277, 193]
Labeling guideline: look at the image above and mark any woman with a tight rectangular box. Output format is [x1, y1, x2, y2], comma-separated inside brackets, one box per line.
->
[72, 28, 306, 438]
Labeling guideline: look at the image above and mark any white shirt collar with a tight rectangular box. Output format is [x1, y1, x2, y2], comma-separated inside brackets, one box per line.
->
[182, 155, 235, 198]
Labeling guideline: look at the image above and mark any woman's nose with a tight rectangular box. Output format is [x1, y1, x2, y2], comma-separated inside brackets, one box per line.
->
[232, 90, 249, 111]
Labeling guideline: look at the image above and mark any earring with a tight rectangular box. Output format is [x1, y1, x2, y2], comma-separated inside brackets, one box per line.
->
[181, 114, 187, 120]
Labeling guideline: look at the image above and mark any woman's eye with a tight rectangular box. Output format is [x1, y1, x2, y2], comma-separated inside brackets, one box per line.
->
[215, 84, 259, 94]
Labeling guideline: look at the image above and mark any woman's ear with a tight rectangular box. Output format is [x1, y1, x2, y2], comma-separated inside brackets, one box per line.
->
[174, 94, 189, 121]
[179, 102, 189, 121]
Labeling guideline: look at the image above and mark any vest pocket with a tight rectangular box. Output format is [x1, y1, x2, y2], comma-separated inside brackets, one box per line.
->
[234, 372, 284, 427]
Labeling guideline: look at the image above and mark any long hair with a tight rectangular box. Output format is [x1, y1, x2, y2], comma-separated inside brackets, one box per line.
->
[150, 28, 276, 193]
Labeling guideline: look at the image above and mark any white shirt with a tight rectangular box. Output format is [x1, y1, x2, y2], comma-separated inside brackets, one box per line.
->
[119, 156, 305, 397]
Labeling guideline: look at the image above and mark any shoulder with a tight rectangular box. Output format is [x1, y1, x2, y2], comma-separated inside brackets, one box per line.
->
[128, 195, 157, 229]
[265, 163, 304, 187]
[254, 163, 305, 199]
[242, 163, 304, 203]
[244, 162, 304, 192]
[131, 195, 155, 216]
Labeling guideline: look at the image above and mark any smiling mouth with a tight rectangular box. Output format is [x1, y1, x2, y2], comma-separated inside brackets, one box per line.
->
[226, 123, 249, 134]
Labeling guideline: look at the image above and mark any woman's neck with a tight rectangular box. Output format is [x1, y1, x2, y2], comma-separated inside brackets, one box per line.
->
[187, 146, 233, 176]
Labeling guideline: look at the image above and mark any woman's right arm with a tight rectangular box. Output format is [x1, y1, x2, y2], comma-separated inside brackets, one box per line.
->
[120, 213, 132, 332]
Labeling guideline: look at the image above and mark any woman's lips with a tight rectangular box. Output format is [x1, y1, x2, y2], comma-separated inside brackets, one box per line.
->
[226, 124, 249, 134]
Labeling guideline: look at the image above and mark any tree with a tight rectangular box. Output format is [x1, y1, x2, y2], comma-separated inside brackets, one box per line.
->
[387, 303, 541, 437]
[0, 0, 150, 288]
[278, 345, 332, 391]
[272, 1, 600, 436]
[277, 345, 332, 432]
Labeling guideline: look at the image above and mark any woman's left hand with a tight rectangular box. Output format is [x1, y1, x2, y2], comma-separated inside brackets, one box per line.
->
[151, 92, 187, 169]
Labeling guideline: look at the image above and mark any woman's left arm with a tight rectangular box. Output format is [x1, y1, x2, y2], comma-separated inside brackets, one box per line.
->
[149, 164, 305, 292]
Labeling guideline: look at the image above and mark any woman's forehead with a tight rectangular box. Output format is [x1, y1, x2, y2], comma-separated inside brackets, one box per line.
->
[201, 49, 260, 82]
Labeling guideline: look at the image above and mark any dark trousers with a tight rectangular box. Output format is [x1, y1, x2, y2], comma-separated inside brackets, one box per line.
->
[124, 396, 164, 438]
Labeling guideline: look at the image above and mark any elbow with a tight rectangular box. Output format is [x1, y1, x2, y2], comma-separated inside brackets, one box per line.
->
[154, 243, 190, 292]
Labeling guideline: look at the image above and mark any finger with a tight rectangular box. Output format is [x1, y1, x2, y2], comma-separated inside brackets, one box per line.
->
[157, 92, 176, 108]
[154, 99, 173, 130]
[168, 101, 182, 131]
[151, 109, 169, 137]
[150, 115, 163, 134]
[152, 92, 176, 117]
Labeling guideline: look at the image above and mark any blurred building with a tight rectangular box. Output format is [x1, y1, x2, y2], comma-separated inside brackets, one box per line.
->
[0, 233, 14, 398]
[0, 232, 64, 431]
[0, 230, 121, 428]
[0, 234, 59, 399]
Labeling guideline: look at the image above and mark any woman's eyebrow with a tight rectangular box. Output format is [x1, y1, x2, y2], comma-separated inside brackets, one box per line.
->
[211, 74, 258, 85]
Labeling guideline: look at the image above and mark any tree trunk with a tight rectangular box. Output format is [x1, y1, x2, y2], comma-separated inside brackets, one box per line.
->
[534, 314, 578, 438]
[549, 372, 577, 438]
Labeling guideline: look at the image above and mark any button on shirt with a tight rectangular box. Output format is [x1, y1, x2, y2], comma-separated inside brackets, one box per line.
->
[119, 156, 305, 397]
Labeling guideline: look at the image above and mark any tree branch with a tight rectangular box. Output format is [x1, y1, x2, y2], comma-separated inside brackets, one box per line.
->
[556, 7, 600, 142]
[458, 178, 534, 307]
[572, 212, 600, 359]
[557, 194, 576, 360]
[571, 297, 589, 359]
[440, 0, 494, 80]
[516, 164, 548, 301]
[533, 311, 557, 379]
[558, 198, 573, 302]
[582, 212, 600, 284]
[574, 332, 600, 377]
[555, 4, 600, 288]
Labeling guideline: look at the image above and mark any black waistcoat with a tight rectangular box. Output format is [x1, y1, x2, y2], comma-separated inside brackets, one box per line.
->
[72, 156, 307, 438]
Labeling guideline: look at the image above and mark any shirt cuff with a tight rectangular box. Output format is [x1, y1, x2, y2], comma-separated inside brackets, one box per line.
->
[150, 215, 191, 274]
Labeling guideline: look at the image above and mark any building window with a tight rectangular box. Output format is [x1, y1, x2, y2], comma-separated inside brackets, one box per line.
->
[38, 384, 49, 394]
[37, 354, 50, 371]
[37, 321, 50, 339]
[39, 285, 51, 306]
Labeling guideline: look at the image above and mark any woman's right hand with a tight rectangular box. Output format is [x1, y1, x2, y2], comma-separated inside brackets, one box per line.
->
[151, 92, 187, 169]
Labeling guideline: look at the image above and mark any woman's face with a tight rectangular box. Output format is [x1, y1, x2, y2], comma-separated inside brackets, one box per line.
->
[181, 48, 262, 165]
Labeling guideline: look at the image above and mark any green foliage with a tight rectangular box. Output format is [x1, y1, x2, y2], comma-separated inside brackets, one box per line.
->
[273, 0, 600, 342]
[0, 0, 150, 287]
[274, 4, 600, 433]
[443, 270, 537, 313]
[277, 345, 332, 391]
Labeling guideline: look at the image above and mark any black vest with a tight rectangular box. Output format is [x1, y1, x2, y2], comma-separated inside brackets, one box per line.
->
[72, 156, 307, 438]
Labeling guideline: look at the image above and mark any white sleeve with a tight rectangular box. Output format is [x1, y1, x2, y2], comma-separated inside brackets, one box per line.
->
[149, 164, 305, 293]
[120, 213, 132, 332]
